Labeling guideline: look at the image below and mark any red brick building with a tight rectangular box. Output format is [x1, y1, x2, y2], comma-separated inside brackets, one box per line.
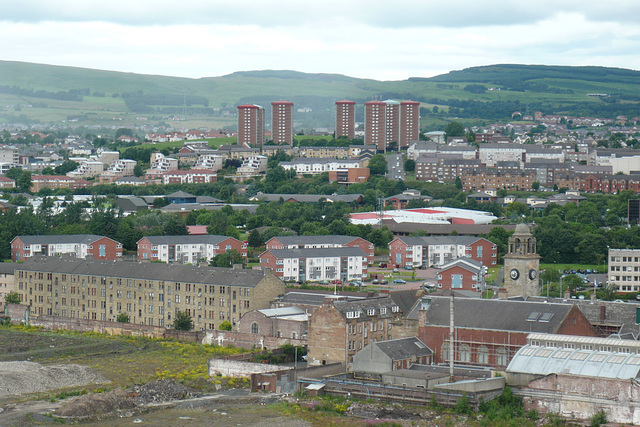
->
[436, 258, 484, 292]
[30, 175, 90, 192]
[11, 235, 123, 262]
[335, 100, 356, 140]
[237, 104, 265, 147]
[388, 236, 497, 268]
[271, 100, 294, 145]
[417, 296, 599, 368]
[400, 101, 420, 148]
[328, 167, 370, 184]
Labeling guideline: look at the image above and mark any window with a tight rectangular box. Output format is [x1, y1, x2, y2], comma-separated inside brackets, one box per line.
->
[496, 347, 508, 366]
[452, 274, 463, 289]
[460, 345, 470, 363]
[99, 245, 106, 257]
[442, 342, 450, 361]
[250, 322, 259, 334]
[478, 346, 488, 364]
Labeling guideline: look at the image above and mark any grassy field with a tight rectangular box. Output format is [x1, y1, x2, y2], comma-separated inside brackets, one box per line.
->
[0, 326, 248, 397]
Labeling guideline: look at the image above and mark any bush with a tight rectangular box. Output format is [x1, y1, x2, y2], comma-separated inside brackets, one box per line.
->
[591, 410, 607, 427]
[218, 320, 232, 331]
[455, 392, 473, 415]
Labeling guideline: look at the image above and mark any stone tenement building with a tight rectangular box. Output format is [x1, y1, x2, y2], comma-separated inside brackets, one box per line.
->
[14, 257, 285, 330]
[307, 296, 406, 368]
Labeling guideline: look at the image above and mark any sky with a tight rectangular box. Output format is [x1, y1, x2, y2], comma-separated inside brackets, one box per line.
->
[2, 1, 640, 81]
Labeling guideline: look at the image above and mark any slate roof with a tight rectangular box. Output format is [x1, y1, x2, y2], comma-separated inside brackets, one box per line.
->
[395, 235, 484, 246]
[0, 262, 16, 275]
[333, 296, 400, 319]
[438, 258, 483, 273]
[13, 235, 114, 245]
[139, 235, 232, 245]
[252, 193, 363, 203]
[275, 291, 366, 306]
[271, 235, 361, 246]
[421, 296, 576, 333]
[373, 337, 433, 360]
[166, 191, 196, 199]
[264, 247, 367, 258]
[17, 256, 268, 287]
[388, 290, 422, 316]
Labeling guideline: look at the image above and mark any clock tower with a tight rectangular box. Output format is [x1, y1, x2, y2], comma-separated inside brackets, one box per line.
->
[503, 223, 541, 297]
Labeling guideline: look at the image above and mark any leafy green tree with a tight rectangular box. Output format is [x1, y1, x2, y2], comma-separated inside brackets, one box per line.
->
[4, 167, 22, 181]
[4, 291, 21, 304]
[444, 121, 465, 138]
[368, 154, 388, 176]
[531, 181, 540, 191]
[133, 163, 145, 177]
[247, 229, 263, 248]
[116, 312, 130, 323]
[218, 320, 232, 331]
[210, 249, 245, 268]
[455, 176, 463, 190]
[173, 311, 193, 331]
[17, 171, 32, 192]
[404, 159, 415, 172]
[54, 160, 79, 175]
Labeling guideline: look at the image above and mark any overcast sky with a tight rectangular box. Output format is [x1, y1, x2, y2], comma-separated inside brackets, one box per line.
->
[2, 1, 640, 81]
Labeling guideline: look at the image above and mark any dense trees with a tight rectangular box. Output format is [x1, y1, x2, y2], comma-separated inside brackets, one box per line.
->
[172, 311, 193, 331]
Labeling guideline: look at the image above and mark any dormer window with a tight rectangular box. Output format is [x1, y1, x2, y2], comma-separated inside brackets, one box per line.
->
[380, 307, 387, 314]
[367, 308, 375, 316]
[392, 306, 399, 313]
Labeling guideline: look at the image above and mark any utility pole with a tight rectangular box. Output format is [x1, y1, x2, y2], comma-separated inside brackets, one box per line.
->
[449, 293, 455, 383]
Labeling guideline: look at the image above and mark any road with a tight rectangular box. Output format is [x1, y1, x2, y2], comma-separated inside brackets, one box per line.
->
[386, 152, 405, 181]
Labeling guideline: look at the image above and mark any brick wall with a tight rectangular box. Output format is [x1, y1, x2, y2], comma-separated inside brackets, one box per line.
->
[202, 330, 307, 350]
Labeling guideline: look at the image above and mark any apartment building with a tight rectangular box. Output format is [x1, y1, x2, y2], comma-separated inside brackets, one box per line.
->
[328, 167, 370, 184]
[279, 158, 361, 175]
[259, 247, 368, 283]
[608, 248, 640, 293]
[435, 258, 484, 292]
[30, 175, 90, 192]
[11, 235, 123, 262]
[399, 100, 420, 148]
[271, 100, 294, 145]
[161, 169, 217, 185]
[388, 236, 497, 268]
[237, 104, 265, 147]
[14, 256, 285, 329]
[193, 154, 224, 171]
[307, 296, 403, 367]
[461, 168, 537, 191]
[415, 156, 482, 182]
[335, 100, 356, 140]
[265, 235, 375, 265]
[100, 159, 137, 182]
[137, 235, 247, 264]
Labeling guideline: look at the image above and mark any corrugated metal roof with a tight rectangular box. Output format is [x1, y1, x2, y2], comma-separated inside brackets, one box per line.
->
[507, 344, 640, 379]
[527, 333, 640, 349]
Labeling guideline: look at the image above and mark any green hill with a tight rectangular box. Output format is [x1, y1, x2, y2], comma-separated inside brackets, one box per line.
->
[1, 61, 640, 129]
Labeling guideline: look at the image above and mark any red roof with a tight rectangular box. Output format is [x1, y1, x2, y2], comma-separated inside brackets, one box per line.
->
[336, 100, 356, 104]
[272, 100, 294, 105]
[237, 104, 261, 109]
[364, 100, 386, 105]
[401, 100, 420, 105]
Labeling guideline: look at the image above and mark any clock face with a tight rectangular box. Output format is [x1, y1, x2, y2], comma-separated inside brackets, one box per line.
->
[510, 269, 520, 280]
[529, 269, 537, 280]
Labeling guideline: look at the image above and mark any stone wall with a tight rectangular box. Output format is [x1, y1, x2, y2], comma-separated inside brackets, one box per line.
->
[208, 358, 293, 377]
[202, 330, 307, 350]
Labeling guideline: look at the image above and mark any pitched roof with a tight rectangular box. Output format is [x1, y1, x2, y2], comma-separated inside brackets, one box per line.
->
[17, 256, 269, 288]
[507, 344, 640, 379]
[275, 291, 366, 306]
[264, 247, 367, 258]
[139, 235, 234, 245]
[252, 193, 363, 203]
[388, 290, 422, 316]
[166, 191, 196, 198]
[13, 235, 115, 245]
[421, 296, 575, 334]
[270, 235, 361, 246]
[372, 337, 433, 360]
[333, 296, 400, 319]
[257, 307, 306, 318]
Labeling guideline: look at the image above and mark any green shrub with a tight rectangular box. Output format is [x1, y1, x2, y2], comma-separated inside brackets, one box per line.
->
[590, 410, 607, 427]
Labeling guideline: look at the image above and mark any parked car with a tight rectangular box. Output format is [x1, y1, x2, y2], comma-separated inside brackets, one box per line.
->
[404, 266, 413, 270]
[393, 268, 399, 273]
[393, 279, 406, 284]
[379, 262, 387, 268]
[380, 279, 388, 284]
[372, 279, 380, 284]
